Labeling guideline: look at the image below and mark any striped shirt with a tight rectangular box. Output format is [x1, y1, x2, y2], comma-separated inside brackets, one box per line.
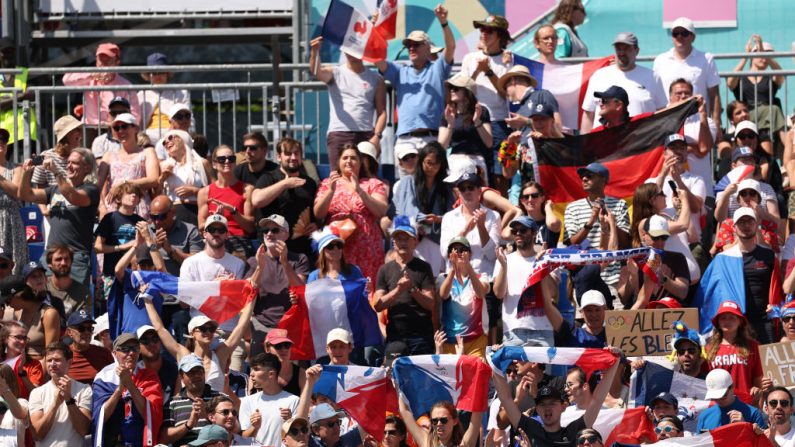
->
[31, 149, 69, 186]
[162, 385, 224, 445]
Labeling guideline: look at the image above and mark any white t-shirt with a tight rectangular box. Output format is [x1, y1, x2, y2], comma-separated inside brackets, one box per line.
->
[29, 380, 92, 447]
[646, 171, 707, 239]
[461, 51, 511, 121]
[239, 390, 300, 447]
[653, 47, 720, 102]
[582, 64, 667, 116]
[439, 205, 501, 280]
[776, 426, 795, 447]
[492, 251, 553, 332]
[180, 250, 246, 331]
[683, 114, 718, 196]
[0, 398, 28, 447]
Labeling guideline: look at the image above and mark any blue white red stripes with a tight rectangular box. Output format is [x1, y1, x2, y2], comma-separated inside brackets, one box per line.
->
[321, 0, 388, 62]
[488, 346, 618, 379]
[314, 365, 388, 440]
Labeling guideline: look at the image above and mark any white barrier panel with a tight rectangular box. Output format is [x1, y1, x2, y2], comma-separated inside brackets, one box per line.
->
[38, 0, 293, 14]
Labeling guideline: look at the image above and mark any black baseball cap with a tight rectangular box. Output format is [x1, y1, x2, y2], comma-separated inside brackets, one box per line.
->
[594, 85, 629, 106]
[109, 96, 131, 109]
[537, 386, 565, 403]
[649, 392, 678, 408]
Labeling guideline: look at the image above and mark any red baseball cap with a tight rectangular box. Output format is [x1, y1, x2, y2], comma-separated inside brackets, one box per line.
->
[711, 301, 747, 327]
[648, 297, 682, 309]
[265, 328, 293, 346]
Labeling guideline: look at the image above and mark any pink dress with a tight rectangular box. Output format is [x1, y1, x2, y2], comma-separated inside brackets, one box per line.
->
[103, 149, 151, 219]
[315, 177, 386, 285]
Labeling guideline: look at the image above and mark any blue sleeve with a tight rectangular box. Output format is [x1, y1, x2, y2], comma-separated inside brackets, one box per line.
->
[341, 428, 362, 447]
[348, 265, 364, 280]
[392, 178, 420, 217]
[307, 270, 319, 283]
[432, 57, 451, 84]
[383, 62, 400, 84]
[753, 408, 767, 428]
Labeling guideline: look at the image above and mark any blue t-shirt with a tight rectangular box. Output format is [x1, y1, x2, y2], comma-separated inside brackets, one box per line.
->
[309, 428, 362, 447]
[554, 319, 607, 348]
[383, 58, 451, 136]
[307, 265, 364, 283]
[695, 398, 766, 433]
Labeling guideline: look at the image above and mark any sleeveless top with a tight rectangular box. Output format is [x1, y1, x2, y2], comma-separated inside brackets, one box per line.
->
[205, 350, 224, 392]
[208, 181, 247, 236]
[103, 148, 152, 218]
[163, 150, 208, 205]
[553, 22, 588, 57]
[4, 304, 52, 359]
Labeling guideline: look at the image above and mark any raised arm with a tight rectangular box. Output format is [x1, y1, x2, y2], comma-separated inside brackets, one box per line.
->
[143, 295, 190, 360]
[216, 297, 257, 362]
[583, 351, 620, 427]
[492, 370, 522, 427]
[435, 4, 455, 64]
[309, 37, 335, 84]
[398, 384, 430, 447]
[18, 160, 48, 203]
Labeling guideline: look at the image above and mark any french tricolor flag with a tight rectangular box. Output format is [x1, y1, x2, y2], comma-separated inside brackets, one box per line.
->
[314, 365, 388, 440]
[278, 278, 382, 360]
[488, 346, 618, 379]
[512, 54, 613, 131]
[373, 0, 398, 40]
[321, 0, 388, 62]
[714, 165, 755, 194]
[611, 422, 774, 447]
[392, 355, 492, 417]
[130, 270, 256, 324]
[562, 407, 657, 445]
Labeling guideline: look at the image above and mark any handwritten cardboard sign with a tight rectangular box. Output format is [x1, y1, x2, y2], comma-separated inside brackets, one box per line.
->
[605, 308, 698, 356]
[760, 341, 795, 388]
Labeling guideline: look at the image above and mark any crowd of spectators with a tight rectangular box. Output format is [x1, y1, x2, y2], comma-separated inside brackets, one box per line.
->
[0, 2, 794, 447]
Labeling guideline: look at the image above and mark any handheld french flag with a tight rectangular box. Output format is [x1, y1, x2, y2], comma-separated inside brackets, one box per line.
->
[130, 270, 257, 324]
[512, 54, 613, 131]
[562, 407, 657, 446]
[321, 0, 388, 62]
[610, 422, 774, 447]
[392, 355, 491, 418]
[488, 346, 618, 379]
[313, 365, 388, 440]
[278, 277, 382, 360]
[373, 0, 398, 40]
[714, 165, 755, 194]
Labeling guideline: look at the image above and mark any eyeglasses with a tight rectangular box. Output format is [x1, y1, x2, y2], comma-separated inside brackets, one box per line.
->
[150, 212, 168, 221]
[581, 172, 594, 180]
[577, 435, 600, 445]
[510, 227, 533, 235]
[0, 262, 10, 270]
[521, 192, 541, 200]
[217, 408, 239, 417]
[326, 241, 344, 250]
[289, 426, 309, 436]
[74, 325, 94, 333]
[783, 316, 795, 323]
[172, 112, 191, 121]
[273, 342, 292, 350]
[458, 183, 478, 192]
[215, 155, 236, 164]
[430, 417, 449, 426]
[116, 344, 140, 353]
[676, 347, 697, 355]
[243, 144, 262, 152]
[405, 42, 424, 50]
[384, 430, 399, 436]
[262, 227, 282, 235]
[400, 153, 418, 162]
[112, 124, 131, 132]
[672, 30, 691, 38]
[322, 420, 342, 428]
[205, 226, 228, 235]
[195, 325, 218, 334]
[654, 426, 680, 435]
[651, 235, 669, 242]
[736, 133, 757, 140]
[139, 335, 160, 345]
[599, 98, 619, 106]
[9, 334, 28, 341]
[769, 399, 791, 409]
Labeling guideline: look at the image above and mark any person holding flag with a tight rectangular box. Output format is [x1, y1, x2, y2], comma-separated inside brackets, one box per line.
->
[398, 398, 482, 447]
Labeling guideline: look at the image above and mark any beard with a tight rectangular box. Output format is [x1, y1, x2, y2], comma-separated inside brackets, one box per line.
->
[207, 238, 226, 249]
[52, 267, 71, 278]
[283, 163, 301, 174]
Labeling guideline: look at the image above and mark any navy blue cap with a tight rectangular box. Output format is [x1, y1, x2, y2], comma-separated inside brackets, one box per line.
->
[577, 162, 610, 183]
[509, 215, 540, 231]
[664, 134, 686, 147]
[594, 85, 629, 106]
[731, 146, 755, 162]
[109, 96, 130, 109]
[649, 392, 678, 408]
[66, 309, 95, 327]
[0, 275, 31, 300]
[530, 102, 555, 118]
[146, 52, 168, 66]
[21, 261, 45, 280]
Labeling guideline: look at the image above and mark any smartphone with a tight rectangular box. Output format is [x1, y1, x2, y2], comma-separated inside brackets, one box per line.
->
[31, 155, 44, 166]
[668, 180, 678, 195]
[597, 198, 607, 215]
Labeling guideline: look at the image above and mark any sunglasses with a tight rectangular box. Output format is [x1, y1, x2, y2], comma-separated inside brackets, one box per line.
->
[458, 183, 478, 192]
[739, 190, 759, 198]
[430, 417, 449, 426]
[289, 426, 309, 436]
[577, 435, 600, 445]
[74, 325, 94, 334]
[326, 241, 344, 250]
[736, 133, 757, 139]
[108, 109, 127, 117]
[195, 325, 218, 334]
[510, 227, 533, 235]
[769, 399, 791, 408]
[205, 226, 228, 235]
[581, 172, 594, 179]
[218, 408, 239, 417]
[671, 30, 691, 38]
[273, 342, 292, 350]
[262, 227, 282, 235]
[116, 344, 140, 353]
[449, 245, 471, 254]
[651, 235, 669, 242]
[676, 347, 697, 355]
[172, 112, 191, 121]
[243, 144, 262, 152]
[215, 155, 236, 164]
[112, 124, 131, 132]
[0, 262, 10, 270]
[384, 430, 399, 436]
[150, 212, 168, 221]
[783, 316, 795, 323]
[322, 420, 342, 428]
[654, 426, 679, 434]
[480, 27, 496, 35]
[139, 335, 160, 345]
[448, 85, 463, 92]
[521, 192, 541, 200]
[405, 42, 424, 50]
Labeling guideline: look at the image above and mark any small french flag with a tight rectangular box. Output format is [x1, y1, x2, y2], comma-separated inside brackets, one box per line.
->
[488, 346, 618, 379]
[314, 365, 388, 440]
[714, 165, 755, 194]
[321, 0, 388, 62]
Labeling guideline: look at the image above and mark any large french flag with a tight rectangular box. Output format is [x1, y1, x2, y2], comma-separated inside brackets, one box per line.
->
[714, 165, 755, 194]
[611, 422, 774, 447]
[512, 54, 613, 131]
[321, 0, 388, 62]
[130, 270, 257, 324]
[562, 407, 657, 446]
[691, 244, 782, 334]
[392, 355, 491, 418]
[278, 278, 382, 360]
[629, 360, 709, 433]
[313, 365, 388, 440]
[488, 346, 618, 379]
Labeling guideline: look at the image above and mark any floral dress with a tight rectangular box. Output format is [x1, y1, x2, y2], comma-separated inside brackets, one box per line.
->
[103, 149, 151, 219]
[0, 162, 27, 273]
[315, 177, 386, 285]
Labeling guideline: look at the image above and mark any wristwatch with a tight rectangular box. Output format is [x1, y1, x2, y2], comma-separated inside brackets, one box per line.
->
[409, 286, 418, 294]
[147, 243, 159, 252]
[65, 398, 76, 406]
[583, 223, 593, 231]
[484, 69, 495, 77]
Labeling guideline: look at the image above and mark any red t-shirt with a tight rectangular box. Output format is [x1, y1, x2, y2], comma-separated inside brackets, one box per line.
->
[68, 345, 114, 384]
[708, 341, 762, 404]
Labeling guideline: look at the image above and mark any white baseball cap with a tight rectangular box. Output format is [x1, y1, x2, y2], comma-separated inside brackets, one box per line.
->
[443, 158, 478, 183]
[204, 214, 228, 231]
[734, 120, 759, 137]
[326, 328, 353, 345]
[357, 141, 378, 161]
[704, 369, 733, 400]
[136, 325, 157, 339]
[671, 17, 695, 34]
[580, 290, 606, 309]
[646, 215, 671, 238]
[187, 315, 216, 333]
[732, 206, 757, 222]
[737, 178, 760, 195]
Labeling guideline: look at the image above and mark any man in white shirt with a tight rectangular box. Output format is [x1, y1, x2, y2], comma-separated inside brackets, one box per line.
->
[581, 32, 667, 133]
[29, 341, 93, 447]
[652, 17, 721, 131]
[239, 353, 300, 446]
[765, 387, 795, 447]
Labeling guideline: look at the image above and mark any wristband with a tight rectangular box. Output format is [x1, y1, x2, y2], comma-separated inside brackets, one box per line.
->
[65, 398, 76, 406]
[440, 22, 448, 28]
[485, 69, 495, 77]
[583, 223, 593, 231]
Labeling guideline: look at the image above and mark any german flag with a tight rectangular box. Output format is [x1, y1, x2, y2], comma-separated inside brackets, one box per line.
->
[535, 98, 699, 205]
